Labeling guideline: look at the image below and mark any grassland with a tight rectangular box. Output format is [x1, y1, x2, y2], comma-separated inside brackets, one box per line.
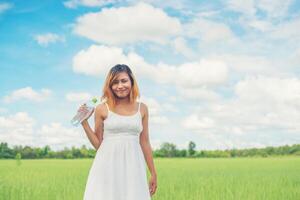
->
[0, 157, 299, 200]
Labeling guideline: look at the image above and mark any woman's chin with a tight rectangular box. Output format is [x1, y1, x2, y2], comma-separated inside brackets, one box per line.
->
[115, 94, 129, 99]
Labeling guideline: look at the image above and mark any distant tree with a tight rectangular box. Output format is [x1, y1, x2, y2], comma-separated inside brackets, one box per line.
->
[71, 146, 81, 158]
[87, 148, 96, 158]
[265, 146, 275, 155]
[42, 145, 51, 157]
[177, 149, 187, 157]
[196, 150, 205, 158]
[159, 142, 177, 157]
[0, 142, 14, 158]
[1, 142, 300, 159]
[34, 147, 43, 158]
[188, 141, 196, 156]
[289, 144, 300, 154]
[66, 152, 74, 159]
[153, 149, 165, 157]
[15, 153, 22, 166]
[230, 149, 238, 157]
[22, 146, 36, 159]
[293, 150, 300, 156]
[80, 145, 89, 158]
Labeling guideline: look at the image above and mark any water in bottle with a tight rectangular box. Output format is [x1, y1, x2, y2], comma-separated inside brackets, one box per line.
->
[71, 97, 100, 126]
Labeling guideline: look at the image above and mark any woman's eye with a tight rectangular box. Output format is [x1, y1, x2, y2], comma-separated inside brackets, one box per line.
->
[112, 79, 127, 84]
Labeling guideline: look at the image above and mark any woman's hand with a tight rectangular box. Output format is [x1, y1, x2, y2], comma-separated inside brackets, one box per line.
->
[78, 104, 94, 125]
[149, 174, 157, 196]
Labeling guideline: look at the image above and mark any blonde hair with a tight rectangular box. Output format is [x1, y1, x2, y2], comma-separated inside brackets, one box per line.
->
[100, 64, 140, 111]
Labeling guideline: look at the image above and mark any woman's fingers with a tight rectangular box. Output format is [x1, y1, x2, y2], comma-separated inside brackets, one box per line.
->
[152, 184, 157, 195]
[150, 187, 156, 196]
[149, 180, 157, 196]
[78, 104, 87, 112]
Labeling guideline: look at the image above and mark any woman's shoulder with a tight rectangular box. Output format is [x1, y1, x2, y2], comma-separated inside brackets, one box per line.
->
[138, 101, 148, 118]
[95, 102, 107, 111]
[95, 103, 108, 119]
[139, 101, 147, 108]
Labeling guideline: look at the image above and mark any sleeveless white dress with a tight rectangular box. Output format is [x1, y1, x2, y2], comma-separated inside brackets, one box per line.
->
[83, 101, 151, 200]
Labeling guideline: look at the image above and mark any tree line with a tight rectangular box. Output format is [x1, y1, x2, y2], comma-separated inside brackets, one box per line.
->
[0, 141, 299, 159]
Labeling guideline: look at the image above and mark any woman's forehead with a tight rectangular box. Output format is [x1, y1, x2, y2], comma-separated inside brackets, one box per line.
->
[114, 72, 129, 80]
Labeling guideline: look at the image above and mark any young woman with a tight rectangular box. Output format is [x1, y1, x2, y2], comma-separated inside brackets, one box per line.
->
[79, 64, 157, 200]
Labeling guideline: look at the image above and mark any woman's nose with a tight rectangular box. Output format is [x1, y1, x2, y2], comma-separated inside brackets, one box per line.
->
[117, 83, 124, 88]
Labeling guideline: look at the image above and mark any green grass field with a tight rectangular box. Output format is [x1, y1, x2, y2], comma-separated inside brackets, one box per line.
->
[0, 157, 299, 200]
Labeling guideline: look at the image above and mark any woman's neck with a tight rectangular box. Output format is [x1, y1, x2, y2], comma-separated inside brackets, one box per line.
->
[115, 97, 131, 105]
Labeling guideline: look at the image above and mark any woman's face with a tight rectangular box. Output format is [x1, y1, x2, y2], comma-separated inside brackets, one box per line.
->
[111, 72, 132, 99]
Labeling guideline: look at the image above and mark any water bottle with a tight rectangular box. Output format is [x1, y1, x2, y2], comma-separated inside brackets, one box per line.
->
[70, 97, 100, 126]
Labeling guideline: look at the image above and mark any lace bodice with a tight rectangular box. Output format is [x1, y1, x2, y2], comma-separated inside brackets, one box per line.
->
[103, 102, 143, 138]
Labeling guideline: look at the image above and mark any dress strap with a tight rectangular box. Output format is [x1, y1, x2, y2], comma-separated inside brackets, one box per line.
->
[104, 102, 110, 111]
[138, 101, 141, 112]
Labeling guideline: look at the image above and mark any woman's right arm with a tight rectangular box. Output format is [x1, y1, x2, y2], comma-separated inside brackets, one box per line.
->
[81, 104, 104, 150]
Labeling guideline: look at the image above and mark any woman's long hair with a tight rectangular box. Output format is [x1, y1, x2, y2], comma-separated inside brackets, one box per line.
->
[100, 64, 140, 111]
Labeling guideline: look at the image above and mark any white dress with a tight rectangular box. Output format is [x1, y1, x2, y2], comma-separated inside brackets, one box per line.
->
[83, 101, 151, 200]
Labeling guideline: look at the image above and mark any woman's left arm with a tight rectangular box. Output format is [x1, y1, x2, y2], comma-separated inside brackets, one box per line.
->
[139, 103, 157, 196]
[140, 103, 156, 176]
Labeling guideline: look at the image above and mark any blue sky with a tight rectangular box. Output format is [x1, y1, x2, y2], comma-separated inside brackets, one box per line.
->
[1, 0, 300, 151]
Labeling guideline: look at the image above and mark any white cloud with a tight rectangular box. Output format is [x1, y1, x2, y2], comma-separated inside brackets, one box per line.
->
[208, 54, 278, 76]
[3, 87, 52, 103]
[169, 60, 228, 87]
[176, 86, 221, 102]
[0, 98, 171, 150]
[72, 45, 130, 76]
[225, 0, 296, 40]
[0, 2, 13, 14]
[234, 75, 300, 106]
[236, 16, 300, 47]
[149, 138, 163, 150]
[227, 0, 256, 16]
[183, 18, 237, 43]
[3, 1, 299, 152]
[288, 47, 300, 67]
[227, 0, 294, 19]
[0, 107, 7, 113]
[0, 112, 91, 150]
[140, 0, 187, 10]
[269, 17, 300, 41]
[197, 10, 220, 18]
[150, 116, 170, 125]
[64, 0, 117, 8]
[0, 112, 36, 146]
[182, 114, 216, 130]
[181, 75, 300, 149]
[140, 96, 170, 125]
[73, 2, 181, 45]
[245, 18, 273, 32]
[152, 60, 229, 89]
[34, 33, 65, 47]
[72, 44, 229, 88]
[72, 44, 159, 80]
[161, 103, 179, 113]
[36, 122, 88, 150]
[0, 112, 35, 129]
[65, 92, 92, 102]
[256, 0, 294, 18]
[171, 37, 196, 59]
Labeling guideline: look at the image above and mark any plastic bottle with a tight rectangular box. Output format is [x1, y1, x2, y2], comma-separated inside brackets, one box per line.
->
[70, 97, 99, 127]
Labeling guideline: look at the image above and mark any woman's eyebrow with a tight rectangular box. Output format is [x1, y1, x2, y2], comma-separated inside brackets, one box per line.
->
[114, 78, 128, 81]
